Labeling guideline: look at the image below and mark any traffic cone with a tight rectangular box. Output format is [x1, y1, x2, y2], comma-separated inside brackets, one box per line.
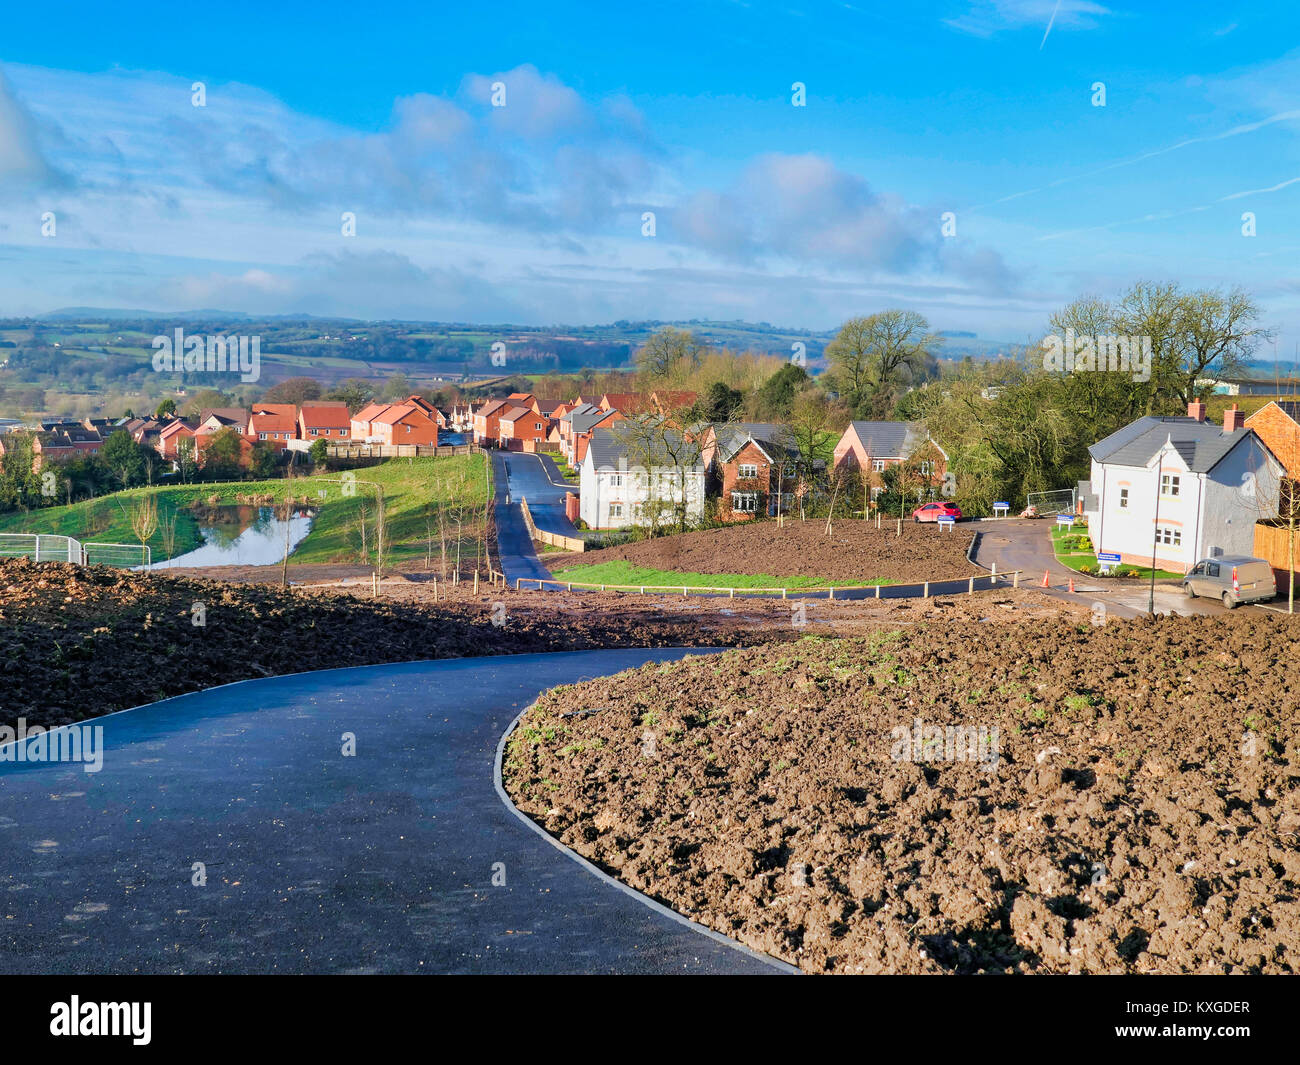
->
[1068, 577, 1075, 593]
[1041, 570, 1050, 588]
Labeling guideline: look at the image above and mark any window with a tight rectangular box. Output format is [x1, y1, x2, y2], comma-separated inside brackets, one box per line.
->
[1119, 488, 1129, 509]
[1161, 474, 1180, 497]
[872, 460, 886, 473]
[920, 460, 934, 476]
[536, 423, 543, 430]
[731, 492, 758, 513]
[738, 463, 759, 479]
[1206, 562, 1220, 577]
[610, 473, 623, 487]
[610, 503, 623, 518]
[1156, 525, 1182, 547]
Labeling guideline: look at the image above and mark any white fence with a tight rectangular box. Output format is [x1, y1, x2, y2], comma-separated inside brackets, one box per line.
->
[0, 533, 151, 569]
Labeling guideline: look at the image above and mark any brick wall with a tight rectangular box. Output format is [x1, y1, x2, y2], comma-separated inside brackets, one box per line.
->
[1245, 405, 1300, 476]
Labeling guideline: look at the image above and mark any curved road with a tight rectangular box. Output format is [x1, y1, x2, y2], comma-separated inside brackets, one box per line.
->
[492, 451, 582, 586]
[0, 649, 789, 974]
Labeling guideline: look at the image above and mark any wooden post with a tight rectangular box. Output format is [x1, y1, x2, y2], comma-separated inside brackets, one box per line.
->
[829, 587, 834, 600]
[875, 584, 881, 599]
[968, 577, 974, 594]
[924, 582, 929, 598]
[781, 588, 787, 599]
[473, 572, 479, 594]
[896, 519, 902, 537]
[729, 588, 735, 598]
[1013, 570, 1020, 589]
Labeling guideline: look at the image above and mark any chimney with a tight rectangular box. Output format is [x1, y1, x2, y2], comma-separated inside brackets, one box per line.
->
[1224, 403, 1246, 432]
[1187, 398, 1206, 422]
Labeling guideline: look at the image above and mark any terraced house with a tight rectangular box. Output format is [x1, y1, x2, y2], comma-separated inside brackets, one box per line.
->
[1080, 401, 1283, 571]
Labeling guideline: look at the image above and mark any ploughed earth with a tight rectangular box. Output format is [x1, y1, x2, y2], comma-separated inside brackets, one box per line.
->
[504, 614, 1300, 974]
[553, 518, 981, 583]
[0, 558, 1070, 730]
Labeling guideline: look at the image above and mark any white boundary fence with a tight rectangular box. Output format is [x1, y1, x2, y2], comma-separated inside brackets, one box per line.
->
[0, 533, 151, 569]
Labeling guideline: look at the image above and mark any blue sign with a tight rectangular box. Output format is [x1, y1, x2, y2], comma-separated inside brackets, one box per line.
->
[993, 502, 1009, 508]
[937, 516, 955, 524]
[1098, 552, 1121, 563]
[1056, 514, 1075, 525]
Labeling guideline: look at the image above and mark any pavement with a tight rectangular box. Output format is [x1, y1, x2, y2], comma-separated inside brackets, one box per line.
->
[0, 649, 791, 975]
[491, 451, 583, 587]
[971, 517, 1239, 618]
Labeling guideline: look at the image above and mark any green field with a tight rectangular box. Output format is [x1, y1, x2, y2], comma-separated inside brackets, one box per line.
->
[0, 455, 489, 565]
[548, 559, 895, 591]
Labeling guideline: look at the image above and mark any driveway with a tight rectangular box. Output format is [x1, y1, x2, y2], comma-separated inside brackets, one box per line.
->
[972, 518, 1231, 618]
[0, 649, 790, 975]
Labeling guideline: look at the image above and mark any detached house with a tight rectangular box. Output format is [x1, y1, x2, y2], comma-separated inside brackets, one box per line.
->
[1080, 401, 1282, 571]
[1244, 401, 1300, 476]
[579, 423, 705, 530]
[833, 421, 947, 490]
[700, 423, 801, 520]
[369, 401, 439, 446]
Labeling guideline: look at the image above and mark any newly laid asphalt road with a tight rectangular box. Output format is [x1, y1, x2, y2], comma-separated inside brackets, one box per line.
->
[0, 649, 790, 974]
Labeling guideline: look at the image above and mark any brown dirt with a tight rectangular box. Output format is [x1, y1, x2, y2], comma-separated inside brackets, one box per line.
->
[504, 613, 1300, 974]
[556, 519, 980, 583]
[0, 557, 1069, 731]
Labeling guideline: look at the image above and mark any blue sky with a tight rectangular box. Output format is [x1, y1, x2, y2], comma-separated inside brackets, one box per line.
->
[1, 0, 1299, 349]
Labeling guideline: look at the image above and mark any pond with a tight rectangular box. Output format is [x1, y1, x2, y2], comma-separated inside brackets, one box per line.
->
[151, 504, 314, 569]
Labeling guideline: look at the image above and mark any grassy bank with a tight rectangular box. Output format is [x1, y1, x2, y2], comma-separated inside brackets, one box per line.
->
[0, 455, 489, 565]
[1050, 523, 1182, 581]
[549, 558, 896, 591]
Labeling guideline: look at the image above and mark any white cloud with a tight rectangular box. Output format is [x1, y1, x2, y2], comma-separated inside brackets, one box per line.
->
[944, 0, 1110, 39]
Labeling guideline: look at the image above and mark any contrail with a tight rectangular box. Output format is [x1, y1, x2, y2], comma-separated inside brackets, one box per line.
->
[1040, 0, 1062, 50]
[966, 108, 1300, 212]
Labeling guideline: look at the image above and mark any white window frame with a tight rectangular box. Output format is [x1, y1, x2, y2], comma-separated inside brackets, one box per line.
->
[1160, 473, 1180, 497]
[731, 491, 758, 513]
[738, 463, 759, 480]
[1119, 487, 1129, 509]
[872, 460, 886, 473]
[609, 503, 624, 518]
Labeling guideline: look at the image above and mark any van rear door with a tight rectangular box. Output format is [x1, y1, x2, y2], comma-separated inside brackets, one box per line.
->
[1238, 562, 1274, 596]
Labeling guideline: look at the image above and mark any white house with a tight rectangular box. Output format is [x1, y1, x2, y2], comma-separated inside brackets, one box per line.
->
[1080, 400, 1282, 572]
[579, 424, 705, 530]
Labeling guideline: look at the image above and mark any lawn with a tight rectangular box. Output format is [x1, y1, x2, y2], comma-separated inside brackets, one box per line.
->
[548, 559, 896, 591]
[0, 455, 489, 565]
[1049, 523, 1182, 581]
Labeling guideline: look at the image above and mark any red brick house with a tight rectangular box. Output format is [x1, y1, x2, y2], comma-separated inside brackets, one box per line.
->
[473, 398, 510, 446]
[1244, 400, 1300, 477]
[298, 402, 351, 441]
[157, 417, 198, 459]
[369, 402, 439, 446]
[247, 403, 299, 448]
[705, 424, 801, 521]
[832, 420, 948, 498]
[497, 405, 550, 451]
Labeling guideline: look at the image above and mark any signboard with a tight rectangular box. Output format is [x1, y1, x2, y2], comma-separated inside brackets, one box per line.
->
[1056, 514, 1075, 526]
[993, 502, 1009, 508]
[937, 516, 956, 532]
[1097, 552, 1121, 563]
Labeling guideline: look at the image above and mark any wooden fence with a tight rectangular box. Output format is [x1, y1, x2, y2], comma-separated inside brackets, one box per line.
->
[1254, 520, 1300, 582]
[518, 496, 585, 553]
[325, 443, 481, 459]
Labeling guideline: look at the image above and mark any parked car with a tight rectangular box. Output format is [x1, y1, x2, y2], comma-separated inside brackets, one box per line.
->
[1183, 556, 1276, 608]
[912, 501, 962, 523]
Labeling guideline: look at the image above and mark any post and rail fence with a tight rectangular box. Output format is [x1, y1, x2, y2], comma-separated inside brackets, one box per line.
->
[0, 533, 151, 569]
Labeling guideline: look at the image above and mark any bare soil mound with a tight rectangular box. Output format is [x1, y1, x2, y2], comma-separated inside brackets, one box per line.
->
[0, 559, 788, 730]
[567, 519, 980, 583]
[505, 615, 1300, 974]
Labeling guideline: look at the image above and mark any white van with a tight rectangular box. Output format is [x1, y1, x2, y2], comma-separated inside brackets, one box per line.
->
[1183, 556, 1276, 608]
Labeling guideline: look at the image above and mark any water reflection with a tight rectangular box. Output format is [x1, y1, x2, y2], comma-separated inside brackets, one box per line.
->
[152, 505, 314, 569]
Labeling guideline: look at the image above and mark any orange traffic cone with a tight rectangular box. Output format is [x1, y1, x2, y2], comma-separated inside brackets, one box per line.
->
[1041, 570, 1050, 588]
[1068, 577, 1075, 593]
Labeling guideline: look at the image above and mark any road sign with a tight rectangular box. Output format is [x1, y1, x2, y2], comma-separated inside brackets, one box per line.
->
[1056, 514, 1075, 526]
[1098, 552, 1121, 563]
[993, 502, 1009, 508]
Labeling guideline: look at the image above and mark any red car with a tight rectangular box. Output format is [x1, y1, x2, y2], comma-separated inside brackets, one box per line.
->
[912, 501, 962, 523]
